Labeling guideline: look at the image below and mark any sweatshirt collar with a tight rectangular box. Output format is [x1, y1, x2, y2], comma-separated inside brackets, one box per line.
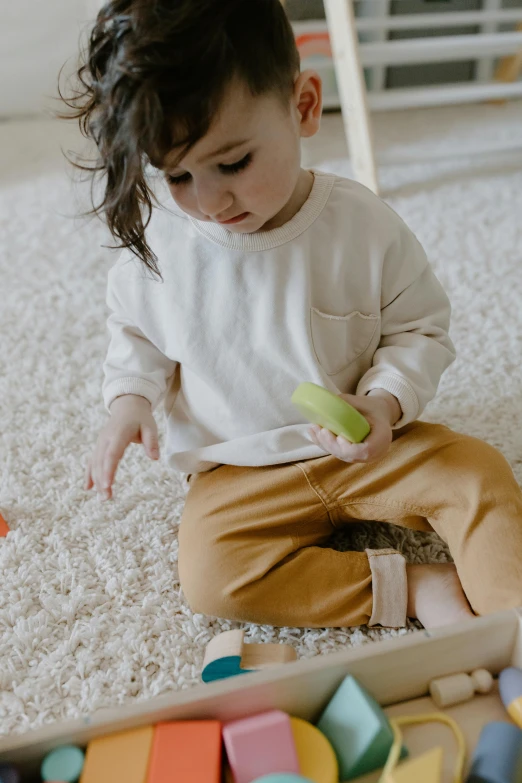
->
[189, 169, 335, 251]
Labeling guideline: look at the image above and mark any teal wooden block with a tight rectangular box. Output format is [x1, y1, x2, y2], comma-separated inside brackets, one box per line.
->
[317, 675, 405, 780]
[41, 745, 85, 782]
[252, 776, 314, 782]
[202, 655, 253, 683]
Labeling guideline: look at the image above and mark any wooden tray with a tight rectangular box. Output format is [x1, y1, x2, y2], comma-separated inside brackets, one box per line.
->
[1, 609, 521, 781]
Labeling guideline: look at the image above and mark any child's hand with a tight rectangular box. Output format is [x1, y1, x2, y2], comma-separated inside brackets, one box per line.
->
[308, 390, 401, 464]
[84, 394, 160, 501]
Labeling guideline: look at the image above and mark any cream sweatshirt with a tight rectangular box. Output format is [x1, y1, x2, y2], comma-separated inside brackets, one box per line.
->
[103, 171, 455, 475]
[102, 170, 456, 629]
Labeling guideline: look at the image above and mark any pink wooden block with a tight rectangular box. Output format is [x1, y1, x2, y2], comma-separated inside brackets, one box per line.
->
[223, 710, 300, 783]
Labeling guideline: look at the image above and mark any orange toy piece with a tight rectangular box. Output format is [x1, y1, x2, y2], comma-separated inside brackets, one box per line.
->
[80, 726, 154, 783]
[146, 721, 222, 783]
[0, 513, 10, 537]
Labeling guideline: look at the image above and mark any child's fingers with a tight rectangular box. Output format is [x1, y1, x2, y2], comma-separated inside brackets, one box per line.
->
[101, 438, 128, 492]
[141, 425, 160, 460]
[84, 460, 94, 491]
[311, 424, 383, 463]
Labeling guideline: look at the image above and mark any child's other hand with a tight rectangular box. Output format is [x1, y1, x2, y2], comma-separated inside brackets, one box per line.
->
[308, 390, 401, 464]
[84, 394, 160, 501]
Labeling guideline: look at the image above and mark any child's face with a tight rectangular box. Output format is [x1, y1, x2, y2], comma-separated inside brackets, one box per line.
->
[162, 74, 321, 233]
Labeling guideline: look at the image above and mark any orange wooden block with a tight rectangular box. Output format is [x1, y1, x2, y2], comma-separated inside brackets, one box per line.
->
[0, 513, 10, 537]
[80, 725, 154, 783]
[146, 721, 222, 783]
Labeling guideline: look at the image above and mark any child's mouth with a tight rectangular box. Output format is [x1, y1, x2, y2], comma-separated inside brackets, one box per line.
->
[217, 212, 249, 225]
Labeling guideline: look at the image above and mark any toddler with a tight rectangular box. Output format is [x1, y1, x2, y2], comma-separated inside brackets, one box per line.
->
[66, 0, 522, 630]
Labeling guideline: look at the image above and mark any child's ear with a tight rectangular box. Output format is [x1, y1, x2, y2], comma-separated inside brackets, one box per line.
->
[294, 70, 322, 138]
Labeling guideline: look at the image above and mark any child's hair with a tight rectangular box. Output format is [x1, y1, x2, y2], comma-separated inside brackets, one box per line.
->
[59, 0, 300, 276]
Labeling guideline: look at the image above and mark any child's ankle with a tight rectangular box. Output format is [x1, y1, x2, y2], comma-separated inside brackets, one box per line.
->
[405, 562, 475, 629]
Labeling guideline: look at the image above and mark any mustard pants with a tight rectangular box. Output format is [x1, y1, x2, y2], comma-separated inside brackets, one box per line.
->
[178, 422, 522, 628]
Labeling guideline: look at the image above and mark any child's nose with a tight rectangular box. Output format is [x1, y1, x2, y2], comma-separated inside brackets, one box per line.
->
[195, 181, 233, 219]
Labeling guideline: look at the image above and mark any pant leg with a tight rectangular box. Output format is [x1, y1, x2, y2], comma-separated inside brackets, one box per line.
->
[178, 461, 385, 628]
[307, 421, 522, 616]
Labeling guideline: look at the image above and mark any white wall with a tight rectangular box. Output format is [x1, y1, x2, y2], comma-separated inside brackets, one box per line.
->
[0, 1, 98, 117]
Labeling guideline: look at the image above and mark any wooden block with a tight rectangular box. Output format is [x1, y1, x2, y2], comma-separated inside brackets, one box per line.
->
[290, 716, 338, 783]
[80, 726, 153, 783]
[0, 513, 10, 537]
[387, 747, 443, 783]
[429, 669, 493, 709]
[145, 721, 221, 783]
[499, 666, 522, 729]
[468, 721, 522, 783]
[202, 630, 297, 683]
[223, 710, 299, 783]
[41, 745, 84, 781]
[0, 764, 20, 783]
[317, 675, 396, 781]
[250, 776, 315, 782]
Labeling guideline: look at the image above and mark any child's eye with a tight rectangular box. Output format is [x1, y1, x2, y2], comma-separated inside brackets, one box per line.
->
[166, 171, 191, 186]
[219, 153, 252, 175]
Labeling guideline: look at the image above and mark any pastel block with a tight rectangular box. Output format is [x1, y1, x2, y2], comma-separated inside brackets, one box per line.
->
[252, 776, 315, 782]
[388, 747, 443, 783]
[291, 383, 370, 443]
[0, 514, 9, 537]
[80, 726, 153, 783]
[466, 721, 522, 783]
[223, 710, 299, 783]
[0, 764, 20, 783]
[290, 717, 338, 783]
[317, 675, 397, 780]
[145, 721, 221, 783]
[41, 745, 84, 781]
[499, 667, 522, 729]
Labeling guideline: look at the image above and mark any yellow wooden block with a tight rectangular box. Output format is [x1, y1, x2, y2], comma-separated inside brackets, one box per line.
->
[387, 746, 443, 783]
[80, 725, 154, 783]
[290, 716, 338, 783]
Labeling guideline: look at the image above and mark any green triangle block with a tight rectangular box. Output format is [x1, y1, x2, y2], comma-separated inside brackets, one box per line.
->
[317, 675, 406, 780]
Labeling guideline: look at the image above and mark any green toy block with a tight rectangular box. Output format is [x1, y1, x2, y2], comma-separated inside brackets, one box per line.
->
[317, 675, 406, 780]
[291, 383, 370, 444]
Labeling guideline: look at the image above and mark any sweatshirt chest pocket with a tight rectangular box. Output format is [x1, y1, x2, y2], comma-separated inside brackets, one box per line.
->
[310, 308, 380, 376]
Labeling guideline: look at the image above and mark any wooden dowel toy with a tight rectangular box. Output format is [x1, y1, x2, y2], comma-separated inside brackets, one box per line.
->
[145, 721, 221, 783]
[80, 726, 153, 783]
[429, 669, 493, 709]
[202, 629, 297, 683]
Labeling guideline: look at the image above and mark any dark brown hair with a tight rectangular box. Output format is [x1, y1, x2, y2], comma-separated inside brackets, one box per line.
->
[58, 0, 300, 277]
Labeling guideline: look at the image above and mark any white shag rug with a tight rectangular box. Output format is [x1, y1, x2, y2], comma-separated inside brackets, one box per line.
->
[1, 101, 522, 737]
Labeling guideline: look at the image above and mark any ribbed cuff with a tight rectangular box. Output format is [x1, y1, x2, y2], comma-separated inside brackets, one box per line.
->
[366, 548, 408, 628]
[103, 377, 162, 412]
[357, 372, 419, 428]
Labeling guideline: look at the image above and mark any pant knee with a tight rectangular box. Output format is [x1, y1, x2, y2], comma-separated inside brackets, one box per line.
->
[178, 528, 243, 619]
[180, 566, 237, 618]
[443, 433, 515, 491]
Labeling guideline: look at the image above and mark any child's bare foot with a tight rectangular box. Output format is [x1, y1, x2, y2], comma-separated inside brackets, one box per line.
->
[406, 563, 475, 629]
